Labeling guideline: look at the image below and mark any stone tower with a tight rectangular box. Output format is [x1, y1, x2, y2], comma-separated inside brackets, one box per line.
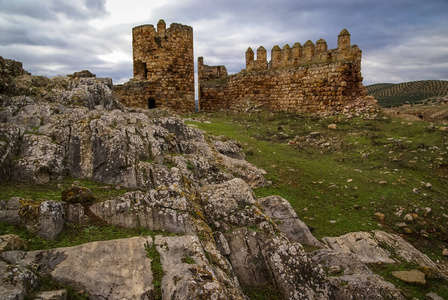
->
[114, 20, 195, 113]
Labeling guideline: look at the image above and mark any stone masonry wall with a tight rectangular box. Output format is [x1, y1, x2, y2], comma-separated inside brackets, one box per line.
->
[199, 29, 371, 113]
[114, 20, 195, 113]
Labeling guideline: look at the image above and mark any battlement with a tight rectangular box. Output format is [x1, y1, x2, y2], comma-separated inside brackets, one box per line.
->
[132, 21, 193, 37]
[245, 29, 361, 71]
[198, 29, 368, 113]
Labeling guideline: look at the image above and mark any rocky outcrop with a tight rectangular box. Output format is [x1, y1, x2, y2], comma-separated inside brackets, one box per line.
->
[155, 235, 246, 299]
[88, 189, 196, 234]
[1, 60, 439, 299]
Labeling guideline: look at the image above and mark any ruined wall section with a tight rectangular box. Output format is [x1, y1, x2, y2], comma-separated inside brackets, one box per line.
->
[114, 20, 194, 113]
[199, 29, 371, 113]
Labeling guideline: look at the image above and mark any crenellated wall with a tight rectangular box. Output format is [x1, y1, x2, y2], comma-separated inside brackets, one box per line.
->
[114, 20, 195, 113]
[199, 29, 372, 113]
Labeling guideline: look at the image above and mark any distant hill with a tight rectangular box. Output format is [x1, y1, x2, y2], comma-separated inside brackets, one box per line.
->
[366, 80, 448, 107]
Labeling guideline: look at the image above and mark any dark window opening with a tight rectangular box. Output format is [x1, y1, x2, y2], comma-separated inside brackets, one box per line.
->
[148, 98, 156, 109]
[138, 62, 148, 79]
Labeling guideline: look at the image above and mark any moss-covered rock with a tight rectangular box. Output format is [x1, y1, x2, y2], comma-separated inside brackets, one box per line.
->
[61, 186, 94, 204]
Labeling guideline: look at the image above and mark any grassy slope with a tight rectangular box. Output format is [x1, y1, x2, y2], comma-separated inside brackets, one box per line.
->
[185, 110, 448, 298]
[185, 111, 448, 253]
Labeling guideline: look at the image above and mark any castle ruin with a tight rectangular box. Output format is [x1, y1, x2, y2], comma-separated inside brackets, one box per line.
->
[114, 20, 195, 113]
[199, 29, 371, 113]
[114, 21, 373, 114]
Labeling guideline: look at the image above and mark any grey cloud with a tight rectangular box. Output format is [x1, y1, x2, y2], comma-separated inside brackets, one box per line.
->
[0, 0, 107, 21]
[0, 0, 57, 21]
[50, 0, 108, 20]
[1, 0, 447, 86]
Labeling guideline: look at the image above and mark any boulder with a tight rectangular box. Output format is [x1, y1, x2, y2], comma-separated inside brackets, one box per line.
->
[198, 178, 267, 231]
[37, 201, 66, 240]
[1, 73, 268, 190]
[392, 270, 426, 285]
[426, 292, 445, 300]
[0, 56, 30, 94]
[211, 135, 246, 160]
[61, 186, 94, 204]
[0, 197, 21, 225]
[64, 203, 89, 225]
[19, 200, 65, 240]
[0, 260, 39, 300]
[219, 154, 267, 188]
[68, 70, 96, 78]
[34, 289, 67, 300]
[322, 231, 396, 264]
[0, 234, 26, 253]
[258, 195, 322, 247]
[443, 248, 448, 257]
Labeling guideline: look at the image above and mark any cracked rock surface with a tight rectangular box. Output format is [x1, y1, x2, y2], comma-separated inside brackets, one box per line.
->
[1, 61, 440, 299]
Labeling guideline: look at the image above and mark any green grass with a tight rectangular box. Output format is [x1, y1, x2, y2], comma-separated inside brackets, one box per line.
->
[369, 262, 448, 299]
[181, 255, 196, 264]
[184, 111, 448, 244]
[0, 221, 177, 251]
[241, 283, 282, 300]
[0, 177, 135, 203]
[146, 244, 164, 300]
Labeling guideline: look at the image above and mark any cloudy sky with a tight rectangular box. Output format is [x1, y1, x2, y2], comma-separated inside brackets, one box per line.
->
[1, 0, 447, 86]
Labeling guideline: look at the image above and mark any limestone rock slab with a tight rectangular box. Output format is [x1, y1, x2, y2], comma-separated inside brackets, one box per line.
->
[322, 231, 396, 264]
[392, 270, 426, 285]
[323, 230, 439, 270]
[2, 236, 153, 299]
[311, 249, 405, 299]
